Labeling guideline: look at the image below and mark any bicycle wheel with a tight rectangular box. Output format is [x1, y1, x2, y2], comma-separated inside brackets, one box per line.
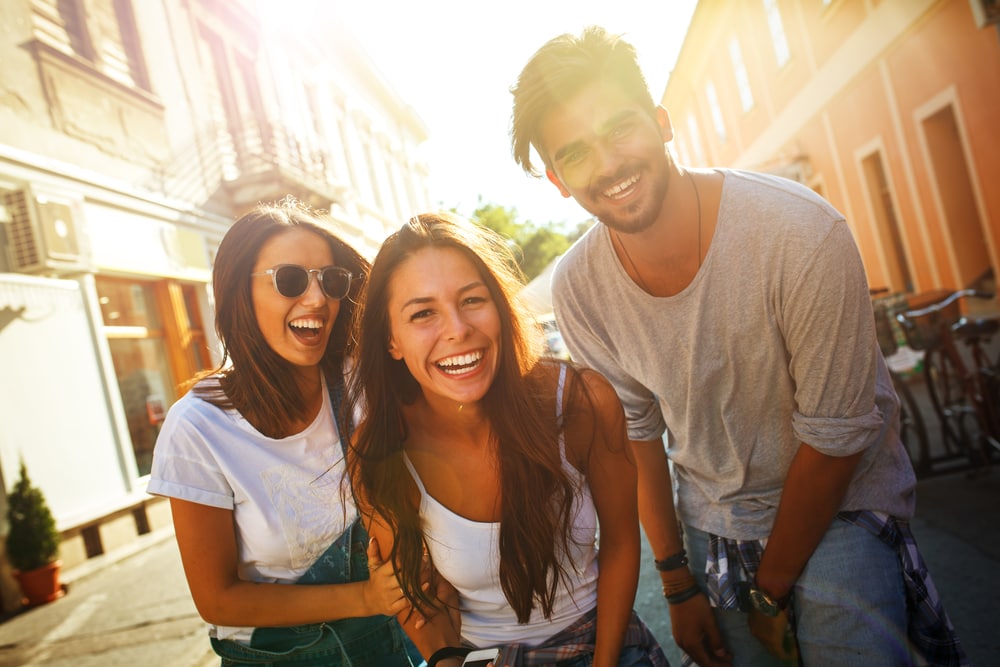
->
[923, 347, 986, 469]
[892, 373, 931, 477]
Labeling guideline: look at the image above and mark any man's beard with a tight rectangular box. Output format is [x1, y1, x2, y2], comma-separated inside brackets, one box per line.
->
[591, 161, 671, 235]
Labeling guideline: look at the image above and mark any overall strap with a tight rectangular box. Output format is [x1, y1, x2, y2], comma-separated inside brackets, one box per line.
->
[326, 370, 352, 456]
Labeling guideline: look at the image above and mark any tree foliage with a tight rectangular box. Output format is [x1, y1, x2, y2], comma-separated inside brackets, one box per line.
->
[470, 202, 577, 281]
[6, 461, 60, 571]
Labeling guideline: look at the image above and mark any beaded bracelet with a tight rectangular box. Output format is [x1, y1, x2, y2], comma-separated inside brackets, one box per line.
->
[664, 584, 702, 605]
[654, 550, 689, 572]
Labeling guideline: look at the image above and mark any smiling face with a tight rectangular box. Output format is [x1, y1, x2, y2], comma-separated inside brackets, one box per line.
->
[540, 80, 672, 234]
[386, 246, 502, 409]
[251, 227, 340, 373]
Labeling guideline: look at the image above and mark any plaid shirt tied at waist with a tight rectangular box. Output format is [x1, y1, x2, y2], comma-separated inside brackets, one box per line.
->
[496, 607, 669, 667]
[679, 510, 967, 667]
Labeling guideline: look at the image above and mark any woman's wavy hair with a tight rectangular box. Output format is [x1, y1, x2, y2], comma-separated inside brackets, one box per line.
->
[347, 211, 579, 623]
[510, 25, 657, 176]
[192, 198, 369, 439]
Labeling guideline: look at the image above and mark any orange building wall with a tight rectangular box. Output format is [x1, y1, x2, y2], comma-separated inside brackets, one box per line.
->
[664, 0, 1000, 300]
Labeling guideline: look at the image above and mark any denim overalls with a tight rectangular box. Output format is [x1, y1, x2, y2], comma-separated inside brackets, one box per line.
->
[209, 374, 423, 666]
[210, 519, 422, 666]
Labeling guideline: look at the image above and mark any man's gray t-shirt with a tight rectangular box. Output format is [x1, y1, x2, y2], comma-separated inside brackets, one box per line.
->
[552, 169, 916, 540]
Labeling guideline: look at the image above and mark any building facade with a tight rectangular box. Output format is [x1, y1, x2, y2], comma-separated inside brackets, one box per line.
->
[0, 0, 430, 612]
[664, 0, 1000, 297]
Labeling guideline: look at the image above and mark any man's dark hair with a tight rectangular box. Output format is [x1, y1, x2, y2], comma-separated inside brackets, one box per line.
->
[510, 25, 657, 177]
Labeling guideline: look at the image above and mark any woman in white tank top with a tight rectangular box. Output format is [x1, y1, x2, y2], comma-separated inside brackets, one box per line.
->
[347, 212, 669, 667]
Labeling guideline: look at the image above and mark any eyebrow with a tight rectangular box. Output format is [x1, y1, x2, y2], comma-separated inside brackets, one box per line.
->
[398, 281, 485, 312]
[552, 109, 640, 164]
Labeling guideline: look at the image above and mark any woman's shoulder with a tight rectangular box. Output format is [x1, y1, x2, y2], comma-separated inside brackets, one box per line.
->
[530, 361, 621, 416]
[164, 378, 230, 428]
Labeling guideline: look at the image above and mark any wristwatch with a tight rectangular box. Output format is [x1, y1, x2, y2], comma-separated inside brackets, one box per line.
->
[748, 587, 784, 617]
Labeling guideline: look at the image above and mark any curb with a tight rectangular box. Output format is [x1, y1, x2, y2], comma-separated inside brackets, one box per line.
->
[61, 525, 177, 587]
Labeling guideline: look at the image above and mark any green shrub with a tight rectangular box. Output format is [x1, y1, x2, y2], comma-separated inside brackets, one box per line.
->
[6, 461, 60, 572]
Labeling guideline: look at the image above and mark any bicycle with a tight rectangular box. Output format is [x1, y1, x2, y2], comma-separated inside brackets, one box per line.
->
[870, 289, 931, 476]
[896, 289, 1000, 475]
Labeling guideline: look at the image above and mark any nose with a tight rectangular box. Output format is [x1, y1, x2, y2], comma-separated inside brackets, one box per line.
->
[300, 271, 327, 306]
[443, 307, 472, 341]
[592, 140, 621, 178]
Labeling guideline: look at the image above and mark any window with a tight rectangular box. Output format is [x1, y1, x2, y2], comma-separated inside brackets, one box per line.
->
[686, 115, 707, 166]
[31, 0, 149, 90]
[195, 25, 271, 178]
[705, 82, 727, 143]
[729, 38, 755, 112]
[97, 278, 175, 476]
[762, 0, 790, 68]
[96, 277, 211, 476]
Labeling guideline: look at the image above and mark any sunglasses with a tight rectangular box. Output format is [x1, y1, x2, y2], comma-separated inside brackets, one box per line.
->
[252, 264, 353, 300]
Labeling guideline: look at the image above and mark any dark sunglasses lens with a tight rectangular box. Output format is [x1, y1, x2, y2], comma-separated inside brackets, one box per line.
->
[321, 269, 350, 298]
[274, 266, 309, 297]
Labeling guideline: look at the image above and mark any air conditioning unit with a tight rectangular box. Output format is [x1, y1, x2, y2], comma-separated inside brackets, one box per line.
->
[3, 186, 89, 274]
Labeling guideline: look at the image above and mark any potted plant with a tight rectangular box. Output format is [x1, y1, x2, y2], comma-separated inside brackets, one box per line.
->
[5, 461, 64, 607]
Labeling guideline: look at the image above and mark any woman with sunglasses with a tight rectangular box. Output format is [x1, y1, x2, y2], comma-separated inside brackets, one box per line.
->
[347, 212, 668, 667]
[147, 199, 423, 666]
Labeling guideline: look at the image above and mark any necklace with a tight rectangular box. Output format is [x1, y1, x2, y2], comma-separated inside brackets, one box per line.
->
[616, 171, 702, 293]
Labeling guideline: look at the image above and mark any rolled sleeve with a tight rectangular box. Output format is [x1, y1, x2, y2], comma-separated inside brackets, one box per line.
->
[792, 404, 885, 457]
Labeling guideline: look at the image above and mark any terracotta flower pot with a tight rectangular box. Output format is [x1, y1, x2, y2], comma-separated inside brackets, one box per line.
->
[13, 560, 65, 607]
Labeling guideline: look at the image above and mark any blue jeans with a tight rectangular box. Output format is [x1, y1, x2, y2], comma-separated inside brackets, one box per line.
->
[685, 518, 911, 666]
[211, 519, 423, 667]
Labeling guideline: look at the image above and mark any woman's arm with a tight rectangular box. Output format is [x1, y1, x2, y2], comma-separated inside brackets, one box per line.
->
[570, 370, 641, 667]
[170, 498, 410, 627]
[363, 510, 462, 663]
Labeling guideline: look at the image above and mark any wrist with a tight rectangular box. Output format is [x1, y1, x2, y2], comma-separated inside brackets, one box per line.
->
[658, 566, 694, 585]
[428, 647, 470, 667]
[753, 569, 793, 605]
[664, 583, 701, 605]
[748, 578, 790, 616]
[653, 549, 689, 572]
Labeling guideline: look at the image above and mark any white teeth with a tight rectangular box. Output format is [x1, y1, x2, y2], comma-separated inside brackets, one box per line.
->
[604, 173, 639, 198]
[289, 317, 323, 329]
[436, 351, 483, 374]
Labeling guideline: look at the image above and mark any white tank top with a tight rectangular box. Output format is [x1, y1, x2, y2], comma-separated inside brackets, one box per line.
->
[403, 365, 599, 647]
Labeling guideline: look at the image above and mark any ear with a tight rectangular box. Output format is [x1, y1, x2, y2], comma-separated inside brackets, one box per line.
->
[656, 106, 674, 143]
[387, 338, 403, 360]
[545, 169, 571, 198]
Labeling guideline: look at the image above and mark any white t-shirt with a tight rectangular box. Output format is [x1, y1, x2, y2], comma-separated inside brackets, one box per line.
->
[147, 376, 356, 642]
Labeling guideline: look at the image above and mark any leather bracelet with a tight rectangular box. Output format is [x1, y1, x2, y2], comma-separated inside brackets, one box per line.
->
[654, 550, 689, 571]
[661, 573, 697, 597]
[428, 647, 471, 667]
[664, 583, 702, 605]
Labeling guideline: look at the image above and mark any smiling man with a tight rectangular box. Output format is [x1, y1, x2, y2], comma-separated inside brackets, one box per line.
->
[510, 26, 966, 667]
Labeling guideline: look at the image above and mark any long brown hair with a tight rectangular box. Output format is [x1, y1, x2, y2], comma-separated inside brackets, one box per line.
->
[192, 198, 369, 439]
[347, 212, 581, 623]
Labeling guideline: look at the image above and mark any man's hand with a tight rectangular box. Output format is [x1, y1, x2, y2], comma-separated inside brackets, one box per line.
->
[747, 607, 799, 665]
[669, 593, 732, 665]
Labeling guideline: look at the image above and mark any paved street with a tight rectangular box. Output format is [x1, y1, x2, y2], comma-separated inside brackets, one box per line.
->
[0, 528, 213, 667]
[1, 371, 998, 665]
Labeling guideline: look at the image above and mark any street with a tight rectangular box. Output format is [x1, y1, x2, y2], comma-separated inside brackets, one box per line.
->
[0, 529, 213, 667]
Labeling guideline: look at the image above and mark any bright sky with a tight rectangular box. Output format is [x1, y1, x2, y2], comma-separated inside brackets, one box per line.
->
[279, 1, 698, 229]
